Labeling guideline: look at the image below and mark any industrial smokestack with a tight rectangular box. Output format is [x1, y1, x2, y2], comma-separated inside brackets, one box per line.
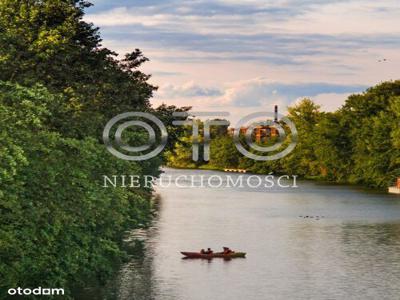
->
[274, 105, 278, 122]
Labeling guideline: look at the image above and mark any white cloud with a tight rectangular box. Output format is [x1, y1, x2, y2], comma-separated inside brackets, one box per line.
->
[216, 78, 366, 107]
[153, 78, 365, 111]
[312, 92, 353, 112]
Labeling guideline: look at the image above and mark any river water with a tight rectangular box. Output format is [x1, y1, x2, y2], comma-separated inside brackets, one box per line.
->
[87, 168, 400, 300]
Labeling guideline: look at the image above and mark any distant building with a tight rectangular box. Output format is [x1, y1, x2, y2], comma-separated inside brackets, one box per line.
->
[227, 105, 280, 143]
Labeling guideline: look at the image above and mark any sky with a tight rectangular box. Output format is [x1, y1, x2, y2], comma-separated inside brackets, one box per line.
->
[86, 0, 400, 123]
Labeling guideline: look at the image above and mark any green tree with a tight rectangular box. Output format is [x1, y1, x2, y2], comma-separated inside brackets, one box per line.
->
[0, 0, 156, 138]
[340, 81, 400, 187]
[280, 98, 321, 177]
[0, 82, 158, 298]
[209, 136, 240, 168]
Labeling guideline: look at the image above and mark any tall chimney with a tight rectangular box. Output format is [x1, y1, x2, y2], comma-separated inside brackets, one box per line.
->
[274, 105, 278, 122]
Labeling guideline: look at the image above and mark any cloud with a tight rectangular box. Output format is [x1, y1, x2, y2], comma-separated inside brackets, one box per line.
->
[98, 28, 399, 69]
[312, 92, 354, 112]
[151, 71, 184, 77]
[219, 78, 367, 108]
[151, 79, 367, 124]
[157, 81, 224, 98]
[86, 1, 400, 68]
[86, 1, 400, 35]
[155, 78, 366, 109]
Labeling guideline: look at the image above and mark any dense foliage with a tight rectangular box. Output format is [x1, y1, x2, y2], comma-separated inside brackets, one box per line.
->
[0, 83, 156, 297]
[0, 0, 180, 298]
[167, 82, 400, 188]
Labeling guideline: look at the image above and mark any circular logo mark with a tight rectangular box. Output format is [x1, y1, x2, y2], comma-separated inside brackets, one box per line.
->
[103, 112, 168, 161]
[233, 112, 297, 161]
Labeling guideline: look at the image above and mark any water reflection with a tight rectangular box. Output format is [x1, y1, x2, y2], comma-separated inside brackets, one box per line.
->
[89, 168, 400, 300]
[114, 229, 156, 300]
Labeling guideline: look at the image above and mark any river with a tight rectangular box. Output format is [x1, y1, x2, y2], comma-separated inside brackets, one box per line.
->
[82, 168, 400, 300]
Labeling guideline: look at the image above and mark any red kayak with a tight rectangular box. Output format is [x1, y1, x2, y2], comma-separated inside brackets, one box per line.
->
[181, 251, 246, 259]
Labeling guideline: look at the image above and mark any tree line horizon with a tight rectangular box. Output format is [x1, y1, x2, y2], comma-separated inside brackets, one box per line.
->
[166, 83, 400, 189]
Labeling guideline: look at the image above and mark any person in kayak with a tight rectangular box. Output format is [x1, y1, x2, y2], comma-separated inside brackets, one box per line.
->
[200, 249, 206, 254]
[223, 247, 234, 254]
[204, 248, 213, 254]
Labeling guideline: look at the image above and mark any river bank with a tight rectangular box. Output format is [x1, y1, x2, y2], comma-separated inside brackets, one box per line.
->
[166, 164, 394, 194]
[79, 168, 400, 300]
